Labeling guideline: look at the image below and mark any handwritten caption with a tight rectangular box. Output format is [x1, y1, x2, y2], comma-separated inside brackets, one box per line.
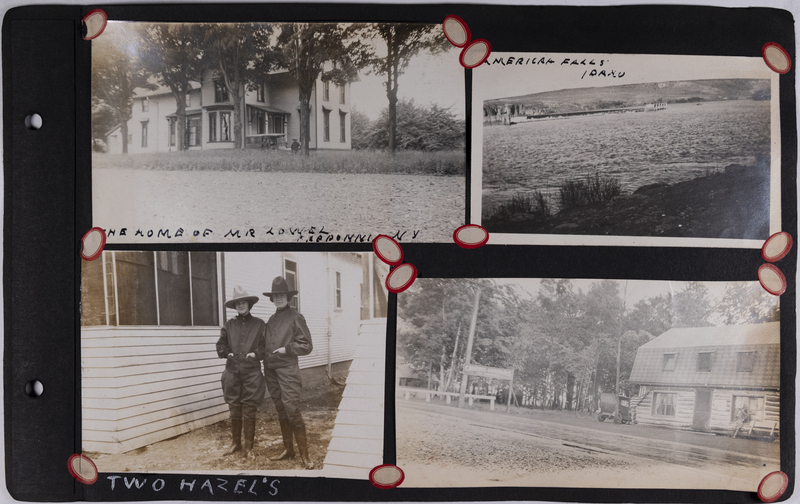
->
[483, 55, 625, 79]
[103, 227, 422, 243]
[107, 475, 280, 497]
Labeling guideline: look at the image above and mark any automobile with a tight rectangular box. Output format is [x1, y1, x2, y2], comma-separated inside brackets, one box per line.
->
[597, 392, 633, 424]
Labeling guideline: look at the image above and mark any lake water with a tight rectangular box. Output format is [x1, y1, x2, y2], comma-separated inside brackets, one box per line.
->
[482, 100, 771, 212]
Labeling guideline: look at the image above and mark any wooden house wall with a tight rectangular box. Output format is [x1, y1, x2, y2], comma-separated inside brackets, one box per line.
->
[634, 387, 780, 432]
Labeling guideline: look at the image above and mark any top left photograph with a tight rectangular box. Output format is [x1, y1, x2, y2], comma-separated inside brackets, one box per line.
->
[91, 21, 466, 243]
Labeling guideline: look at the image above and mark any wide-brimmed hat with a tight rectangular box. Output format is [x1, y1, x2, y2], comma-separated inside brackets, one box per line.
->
[225, 286, 259, 309]
[263, 276, 298, 299]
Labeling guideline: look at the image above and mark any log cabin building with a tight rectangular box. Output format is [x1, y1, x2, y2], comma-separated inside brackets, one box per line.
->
[628, 322, 779, 435]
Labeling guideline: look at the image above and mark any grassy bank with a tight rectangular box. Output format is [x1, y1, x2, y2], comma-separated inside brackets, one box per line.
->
[93, 148, 466, 176]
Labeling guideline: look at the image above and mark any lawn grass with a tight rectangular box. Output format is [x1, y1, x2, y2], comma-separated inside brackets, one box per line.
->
[93, 148, 465, 176]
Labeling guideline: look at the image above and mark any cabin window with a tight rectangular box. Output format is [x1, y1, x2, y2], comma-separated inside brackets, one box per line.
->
[80, 251, 220, 327]
[732, 395, 765, 421]
[214, 80, 229, 103]
[653, 392, 676, 416]
[662, 353, 677, 371]
[340, 111, 347, 143]
[697, 352, 713, 372]
[142, 98, 149, 112]
[283, 258, 300, 312]
[737, 352, 756, 373]
[335, 271, 342, 309]
[323, 80, 330, 101]
[141, 121, 149, 148]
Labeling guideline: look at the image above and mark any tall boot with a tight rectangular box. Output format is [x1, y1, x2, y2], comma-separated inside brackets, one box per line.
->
[224, 418, 242, 456]
[243, 418, 256, 460]
[270, 419, 295, 461]
[292, 416, 314, 470]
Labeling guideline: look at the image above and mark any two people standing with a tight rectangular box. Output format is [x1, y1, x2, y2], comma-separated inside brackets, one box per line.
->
[216, 276, 315, 469]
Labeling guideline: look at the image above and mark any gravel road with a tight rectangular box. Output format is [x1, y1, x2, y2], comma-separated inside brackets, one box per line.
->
[93, 169, 465, 243]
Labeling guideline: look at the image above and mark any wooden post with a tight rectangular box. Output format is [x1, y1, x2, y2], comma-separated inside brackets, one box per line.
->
[458, 288, 482, 408]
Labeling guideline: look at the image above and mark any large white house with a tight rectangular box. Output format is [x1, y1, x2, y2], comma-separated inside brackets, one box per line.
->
[80, 251, 387, 455]
[105, 65, 352, 154]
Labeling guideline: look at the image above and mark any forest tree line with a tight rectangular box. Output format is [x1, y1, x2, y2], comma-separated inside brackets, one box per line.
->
[397, 279, 779, 411]
[92, 23, 447, 156]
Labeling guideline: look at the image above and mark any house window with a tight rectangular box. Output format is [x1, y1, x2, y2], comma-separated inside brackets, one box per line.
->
[339, 84, 345, 104]
[257, 83, 265, 102]
[323, 81, 330, 101]
[214, 80, 229, 102]
[185, 93, 191, 107]
[188, 116, 201, 146]
[169, 118, 176, 146]
[662, 353, 677, 371]
[141, 121, 148, 148]
[339, 112, 346, 143]
[697, 352, 713, 372]
[220, 112, 231, 141]
[209, 111, 217, 142]
[335, 271, 342, 309]
[732, 395, 765, 421]
[283, 258, 299, 312]
[323, 109, 331, 142]
[653, 392, 676, 416]
[249, 108, 266, 135]
[80, 251, 219, 327]
[737, 352, 756, 373]
[142, 98, 149, 112]
[270, 114, 284, 134]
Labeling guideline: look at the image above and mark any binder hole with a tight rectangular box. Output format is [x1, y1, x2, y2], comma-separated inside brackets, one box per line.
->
[24, 380, 43, 397]
[25, 114, 42, 130]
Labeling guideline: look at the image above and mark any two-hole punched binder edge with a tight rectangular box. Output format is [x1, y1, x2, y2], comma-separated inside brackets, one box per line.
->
[2, 3, 797, 503]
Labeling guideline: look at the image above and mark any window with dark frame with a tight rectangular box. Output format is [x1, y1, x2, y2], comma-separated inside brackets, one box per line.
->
[141, 121, 148, 148]
[323, 109, 330, 142]
[214, 80, 229, 103]
[169, 118, 176, 146]
[257, 83, 265, 102]
[737, 351, 757, 372]
[653, 392, 676, 416]
[323, 80, 330, 101]
[188, 116, 201, 146]
[662, 353, 677, 371]
[80, 251, 219, 327]
[185, 93, 191, 107]
[220, 112, 231, 142]
[335, 271, 342, 309]
[209, 111, 217, 142]
[283, 259, 299, 311]
[697, 352, 713, 372]
[142, 98, 149, 112]
[340, 112, 346, 143]
[339, 84, 345, 104]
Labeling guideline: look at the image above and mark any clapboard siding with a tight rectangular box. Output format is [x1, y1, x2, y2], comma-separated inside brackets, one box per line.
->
[83, 382, 222, 417]
[83, 362, 223, 388]
[82, 357, 221, 378]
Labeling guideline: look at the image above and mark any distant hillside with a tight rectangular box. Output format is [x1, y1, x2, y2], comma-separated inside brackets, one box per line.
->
[484, 79, 770, 115]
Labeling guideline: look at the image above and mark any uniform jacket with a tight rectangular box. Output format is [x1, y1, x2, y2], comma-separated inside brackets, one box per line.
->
[216, 313, 266, 374]
[264, 306, 313, 369]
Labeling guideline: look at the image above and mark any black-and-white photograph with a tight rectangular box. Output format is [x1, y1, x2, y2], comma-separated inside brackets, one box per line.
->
[80, 251, 388, 479]
[472, 53, 779, 247]
[91, 22, 465, 242]
[396, 278, 780, 489]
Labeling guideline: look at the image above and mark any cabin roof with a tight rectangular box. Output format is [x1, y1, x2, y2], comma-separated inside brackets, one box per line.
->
[638, 322, 779, 349]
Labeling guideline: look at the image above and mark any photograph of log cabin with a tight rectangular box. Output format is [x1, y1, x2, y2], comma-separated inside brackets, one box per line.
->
[92, 22, 466, 242]
[629, 322, 779, 438]
[80, 251, 388, 477]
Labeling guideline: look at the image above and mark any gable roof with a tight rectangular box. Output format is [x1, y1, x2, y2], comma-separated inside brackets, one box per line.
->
[629, 323, 780, 389]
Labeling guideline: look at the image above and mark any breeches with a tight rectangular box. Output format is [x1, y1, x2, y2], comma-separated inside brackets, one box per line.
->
[221, 369, 265, 419]
[263, 362, 303, 420]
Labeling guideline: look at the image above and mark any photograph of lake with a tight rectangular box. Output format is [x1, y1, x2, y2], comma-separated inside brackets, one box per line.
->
[472, 53, 779, 245]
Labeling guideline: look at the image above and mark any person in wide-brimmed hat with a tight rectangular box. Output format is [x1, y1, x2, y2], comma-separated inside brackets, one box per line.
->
[262, 276, 315, 469]
[215, 286, 266, 460]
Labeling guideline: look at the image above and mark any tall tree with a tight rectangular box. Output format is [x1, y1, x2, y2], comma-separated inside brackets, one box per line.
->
[271, 23, 356, 156]
[91, 25, 155, 154]
[353, 24, 449, 154]
[140, 24, 205, 151]
[671, 282, 714, 327]
[717, 282, 780, 325]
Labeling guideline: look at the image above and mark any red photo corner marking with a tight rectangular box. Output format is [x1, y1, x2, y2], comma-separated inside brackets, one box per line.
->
[761, 231, 793, 263]
[372, 235, 404, 266]
[757, 263, 786, 296]
[386, 263, 417, 294]
[67, 454, 98, 485]
[453, 224, 489, 249]
[758, 471, 789, 502]
[82, 9, 108, 40]
[369, 464, 405, 489]
[80, 227, 107, 261]
[459, 39, 492, 69]
[442, 15, 471, 48]
[762, 42, 791, 74]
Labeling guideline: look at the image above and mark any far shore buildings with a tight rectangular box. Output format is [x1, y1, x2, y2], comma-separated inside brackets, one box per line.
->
[629, 322, 779, 436]
[81, 251, 387, 456]
[104, 66, 352, 154]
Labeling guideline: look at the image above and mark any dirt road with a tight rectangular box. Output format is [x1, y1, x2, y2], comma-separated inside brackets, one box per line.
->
[93, 170, 465, 243]
[396, 399, 779, 490]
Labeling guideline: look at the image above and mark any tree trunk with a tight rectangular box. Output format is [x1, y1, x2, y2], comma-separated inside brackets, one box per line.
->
[299, 97, 311, 156]
[121, 120, 129, 154]
[171, 89, 186, 151]
[566, 373, 574, 411]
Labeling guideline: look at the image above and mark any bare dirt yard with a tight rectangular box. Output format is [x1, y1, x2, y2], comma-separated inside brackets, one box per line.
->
[86, 383, 345, 474]
[92, 169, 465, 243]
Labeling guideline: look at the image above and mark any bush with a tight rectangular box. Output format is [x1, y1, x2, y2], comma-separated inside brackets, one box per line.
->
[558, 174, 621, 211]
[485, 190, 552, 221]
[356, 99, 465, 151]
